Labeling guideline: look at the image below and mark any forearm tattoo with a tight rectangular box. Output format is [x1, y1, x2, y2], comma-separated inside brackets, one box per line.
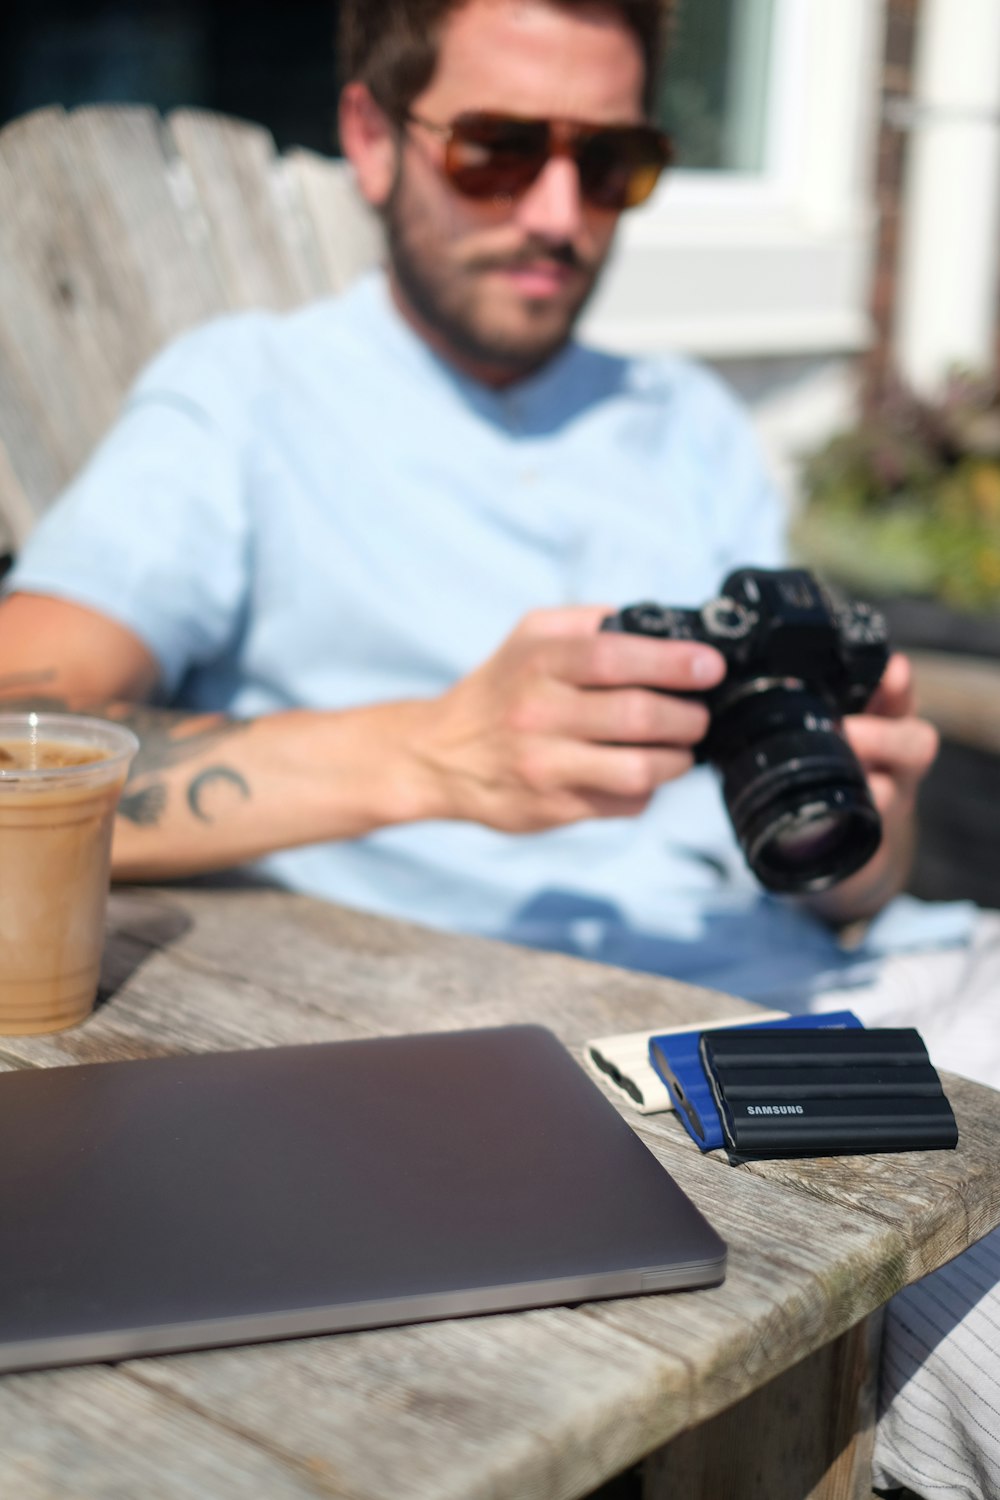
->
[0, 673, 251, 827]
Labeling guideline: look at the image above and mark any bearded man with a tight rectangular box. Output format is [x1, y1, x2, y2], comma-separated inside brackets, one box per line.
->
[0, 4, 997, 1494]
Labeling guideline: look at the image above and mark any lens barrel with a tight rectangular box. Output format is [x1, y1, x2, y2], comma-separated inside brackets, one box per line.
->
[706, 685, 882, 893]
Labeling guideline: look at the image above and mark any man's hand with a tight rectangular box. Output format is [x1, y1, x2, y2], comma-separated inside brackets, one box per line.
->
[410, 605, 726, 831]
[803, 651, 939, 925]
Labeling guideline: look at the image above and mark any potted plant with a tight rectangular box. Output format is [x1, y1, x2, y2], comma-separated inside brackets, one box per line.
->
[793, 371, 1000, 654]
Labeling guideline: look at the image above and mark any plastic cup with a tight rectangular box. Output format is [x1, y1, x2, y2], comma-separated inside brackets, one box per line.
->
[0, 713, 139, 1034]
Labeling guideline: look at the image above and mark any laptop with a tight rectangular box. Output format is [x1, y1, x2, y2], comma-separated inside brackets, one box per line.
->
[0, 1024, 726, 1373]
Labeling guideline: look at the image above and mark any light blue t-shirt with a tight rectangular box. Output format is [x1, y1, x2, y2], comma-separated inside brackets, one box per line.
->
[9, 271, 973, 1005]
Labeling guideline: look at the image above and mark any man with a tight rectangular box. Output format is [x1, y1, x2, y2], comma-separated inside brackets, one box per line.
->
[0, 0, 945, 1004]
[0, 3, 997, 1494]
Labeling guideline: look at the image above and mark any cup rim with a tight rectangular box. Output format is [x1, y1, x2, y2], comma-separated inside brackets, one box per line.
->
[0, 712, 140, 781]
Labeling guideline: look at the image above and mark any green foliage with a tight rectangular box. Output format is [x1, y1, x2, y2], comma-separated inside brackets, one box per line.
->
[795, 372, 1000, 611]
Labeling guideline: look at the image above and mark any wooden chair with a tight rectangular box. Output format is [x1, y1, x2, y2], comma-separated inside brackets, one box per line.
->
[1, 104, 998, 908]
[0, 104, 383, 556]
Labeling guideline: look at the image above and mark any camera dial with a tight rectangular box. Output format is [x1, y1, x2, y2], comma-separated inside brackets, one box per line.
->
[701, 598, 755, 640]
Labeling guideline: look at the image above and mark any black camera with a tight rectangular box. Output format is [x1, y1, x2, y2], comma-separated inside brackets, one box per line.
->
[601, 567, 890, 893]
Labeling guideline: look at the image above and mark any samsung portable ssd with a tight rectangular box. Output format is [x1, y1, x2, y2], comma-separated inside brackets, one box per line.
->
[699, 1026, 959, 1159]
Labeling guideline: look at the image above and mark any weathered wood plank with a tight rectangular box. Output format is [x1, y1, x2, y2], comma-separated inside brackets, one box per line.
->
[285, 149, 384, 294]
[0, 1364, 342, 1499]
[645, 1315, 883, 1500]
[103, 884, 749, 1043]
[0, 108, 125, 505]
[127, 1309, 690, 1500]
[0, 891, 376, 1070]
[167, 110, 325, 309]
[581, 1152, 902, 1434]
[742, 1073, 1000, 1275]
[54, 106, 230, 361]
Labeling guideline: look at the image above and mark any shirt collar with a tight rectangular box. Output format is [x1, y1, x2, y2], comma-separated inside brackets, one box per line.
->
[357, 267, 623, 436]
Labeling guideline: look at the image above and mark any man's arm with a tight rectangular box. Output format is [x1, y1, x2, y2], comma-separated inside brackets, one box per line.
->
[800, 653, 939, 926]
[0, 593, 727, 880]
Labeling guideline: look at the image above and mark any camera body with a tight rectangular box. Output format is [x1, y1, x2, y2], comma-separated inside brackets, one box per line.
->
[601, 568, 890, 893]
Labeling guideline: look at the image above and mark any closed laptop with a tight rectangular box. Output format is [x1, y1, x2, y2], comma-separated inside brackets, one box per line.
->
[0, 1023, 726, 1373]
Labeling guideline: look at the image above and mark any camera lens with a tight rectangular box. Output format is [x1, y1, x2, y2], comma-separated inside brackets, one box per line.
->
[707, 685, 882, 893]
[768, 812, 849, 867]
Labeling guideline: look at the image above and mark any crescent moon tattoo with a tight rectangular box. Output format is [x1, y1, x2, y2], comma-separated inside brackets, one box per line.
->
[187, 766, 251, 824]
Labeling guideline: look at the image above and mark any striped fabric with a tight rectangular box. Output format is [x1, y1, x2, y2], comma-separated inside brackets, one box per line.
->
[873, 1228, 1000, 1499]
[815, 910, 1000, 1498]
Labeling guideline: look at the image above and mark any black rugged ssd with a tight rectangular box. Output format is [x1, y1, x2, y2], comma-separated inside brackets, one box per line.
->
[699, 1027, 959, 1160]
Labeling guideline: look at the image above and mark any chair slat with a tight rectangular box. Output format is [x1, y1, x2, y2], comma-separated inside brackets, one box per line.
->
[58, 106, 230, 358]
[0, 107, 127, 508]
[285, 147, 384, 295]
[167, 109, 324, 310]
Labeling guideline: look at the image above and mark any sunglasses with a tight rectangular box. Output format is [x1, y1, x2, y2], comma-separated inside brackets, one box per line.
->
[404, 111, 673, 211]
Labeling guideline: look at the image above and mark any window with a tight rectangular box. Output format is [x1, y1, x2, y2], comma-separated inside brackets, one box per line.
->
[660, 0, 776, 173]
[583, 0, 889, 358]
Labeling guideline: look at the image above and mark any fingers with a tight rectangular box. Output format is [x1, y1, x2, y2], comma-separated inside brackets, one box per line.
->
[549, 630, 726, 694]
[865, 652, 915, 719]
[555, 683, 710, 747]
[510, 605, 726, 692]
[506, 738, 696, 826]
[559, 739, 697, 798]
[843, 712, 939, 789]
[511, 605, 617, 641]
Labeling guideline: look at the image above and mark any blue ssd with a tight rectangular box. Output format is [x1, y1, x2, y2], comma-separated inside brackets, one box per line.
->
[649, 1010, 863, 1152]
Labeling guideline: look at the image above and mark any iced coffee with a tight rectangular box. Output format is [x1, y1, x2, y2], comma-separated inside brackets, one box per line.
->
[0, 713, 139, 1034]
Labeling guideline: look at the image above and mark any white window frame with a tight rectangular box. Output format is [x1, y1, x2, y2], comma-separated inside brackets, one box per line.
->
[582, 0, 889, 357]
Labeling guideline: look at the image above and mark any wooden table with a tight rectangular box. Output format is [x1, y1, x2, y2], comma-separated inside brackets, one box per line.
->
[0, 883, 998, 1500]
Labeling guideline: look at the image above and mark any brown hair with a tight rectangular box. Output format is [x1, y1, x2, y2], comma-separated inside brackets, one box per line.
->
[338, 0, 674, 120]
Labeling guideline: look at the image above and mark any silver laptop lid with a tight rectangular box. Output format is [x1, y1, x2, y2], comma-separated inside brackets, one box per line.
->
[0, 1024, 726, 1372]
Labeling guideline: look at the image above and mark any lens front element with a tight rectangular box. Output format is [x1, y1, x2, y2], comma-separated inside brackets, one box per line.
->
[709, 687, 882, 893]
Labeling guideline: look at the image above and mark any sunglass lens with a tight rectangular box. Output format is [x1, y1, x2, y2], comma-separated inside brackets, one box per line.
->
[445, 115, 548, 198]
[580, 128, 669, 209]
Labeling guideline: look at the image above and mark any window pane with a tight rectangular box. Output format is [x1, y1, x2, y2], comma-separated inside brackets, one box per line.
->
[658, 0, 776, 172]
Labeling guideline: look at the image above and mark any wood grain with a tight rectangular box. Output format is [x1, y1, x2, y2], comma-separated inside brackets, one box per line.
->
[0, 107, 122, 508]
[645, 1316, 884, 1500]
[0, 1365, 338, 1499]
[166, 110, 321, 311]
[286, 148, 384, 295]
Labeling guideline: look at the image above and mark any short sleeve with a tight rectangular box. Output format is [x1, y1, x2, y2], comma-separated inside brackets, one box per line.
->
[6, 316, 270, 697]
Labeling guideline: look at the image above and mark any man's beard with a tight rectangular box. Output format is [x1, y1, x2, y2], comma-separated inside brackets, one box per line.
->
[383, 170, 606, 378]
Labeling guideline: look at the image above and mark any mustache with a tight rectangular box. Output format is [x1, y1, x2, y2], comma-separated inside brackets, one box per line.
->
[471, 241, 588, 274]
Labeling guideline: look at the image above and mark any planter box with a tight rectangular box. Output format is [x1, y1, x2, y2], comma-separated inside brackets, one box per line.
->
[874, 595, 1000, 660]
